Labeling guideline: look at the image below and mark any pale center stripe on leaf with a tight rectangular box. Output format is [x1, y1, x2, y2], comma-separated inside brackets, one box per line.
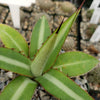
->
[0, 55, 30, 70]
[2, 30, 22, 51]
[38, 17, 45, 49]
[11, 78, 33, 100]
[44, 74, 84, 100]
[54, 60, 92, 69]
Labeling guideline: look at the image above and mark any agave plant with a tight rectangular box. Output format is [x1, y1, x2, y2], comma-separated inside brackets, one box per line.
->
[0, 7, 99, 100]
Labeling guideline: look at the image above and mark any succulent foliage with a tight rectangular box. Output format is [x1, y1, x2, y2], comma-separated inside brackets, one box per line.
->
[0, 7, 99, 100]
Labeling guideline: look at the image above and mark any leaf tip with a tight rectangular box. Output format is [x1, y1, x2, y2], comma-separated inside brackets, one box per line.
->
[77, 0, 86, 11]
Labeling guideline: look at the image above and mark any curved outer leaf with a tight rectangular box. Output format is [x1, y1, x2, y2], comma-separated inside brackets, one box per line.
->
[0, 76, 37, 100]
[30, 16, 51, 59]
[31, 11, 80, 77]
[0, 48, 33, 77]
[0, 24, 28, 56]
[36, 69, 93, 100]
[53, 52, 99, 77]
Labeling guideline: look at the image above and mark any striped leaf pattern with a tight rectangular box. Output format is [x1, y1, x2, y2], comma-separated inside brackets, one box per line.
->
[31, 33, 57, 77]
[0, 24, 29, 56]
[42, 12, 79, 72]
[53, 52, 99, 77]
[0, 76, 37, 100]
[0, 48, 32, 77]
[30, 16, 51, 59]
[36, 69, 93, 100]
[31, 11, 79, 77]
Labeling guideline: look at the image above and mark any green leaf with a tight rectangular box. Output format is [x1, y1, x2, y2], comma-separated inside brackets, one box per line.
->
[0, 24, 28, 56]
[36, 69, 93, 100]
[0, 76, 37, 100]
[31, 33, 57, 77]
[30, 16, 51, 59]
[53, 52, 99, 77]
[0, 48, 33, 77]
[31, 11, 79, 77]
